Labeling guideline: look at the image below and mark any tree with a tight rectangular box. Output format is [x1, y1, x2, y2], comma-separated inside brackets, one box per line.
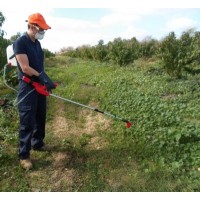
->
[0, 11, 11, 68]
[77, 45, 93, 60]
[92, 40, 108, 62]
[139, 36, 159, 58]
[108, 37, 139, 66]
[0, 11, 6, 37]
[158, 30, 200, 78]
[158, 32, 181, 77]
[43, 48, 55, 58]
[10, 32, 22, 42]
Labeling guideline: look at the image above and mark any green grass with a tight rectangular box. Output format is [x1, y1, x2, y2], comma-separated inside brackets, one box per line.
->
[0, 57, 200, 191]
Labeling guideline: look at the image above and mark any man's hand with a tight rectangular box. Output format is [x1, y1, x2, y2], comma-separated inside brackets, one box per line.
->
[38, 71, 56, 91]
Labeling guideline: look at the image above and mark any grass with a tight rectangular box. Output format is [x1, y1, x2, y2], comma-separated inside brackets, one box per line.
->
[0, 57, 200, 191]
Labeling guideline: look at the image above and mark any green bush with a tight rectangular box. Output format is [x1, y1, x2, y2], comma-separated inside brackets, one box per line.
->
[108, 37, 139, 66]
[158, 30, 200, 78]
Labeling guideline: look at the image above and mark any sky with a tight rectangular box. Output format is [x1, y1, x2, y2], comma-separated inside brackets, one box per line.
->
[1, 0, 200, 53]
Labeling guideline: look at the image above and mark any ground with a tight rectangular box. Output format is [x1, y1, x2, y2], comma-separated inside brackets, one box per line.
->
[27, 100, 110, 191]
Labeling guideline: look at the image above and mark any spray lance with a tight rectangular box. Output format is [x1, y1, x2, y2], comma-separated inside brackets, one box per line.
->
[4, 45, 132, 128]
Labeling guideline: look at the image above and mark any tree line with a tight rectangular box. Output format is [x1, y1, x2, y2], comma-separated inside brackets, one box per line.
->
[63, 29, 200, 78]
[1, 11, 200, 78]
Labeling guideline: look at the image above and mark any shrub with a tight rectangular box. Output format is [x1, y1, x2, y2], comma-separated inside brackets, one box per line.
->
[158, 30, 200, 78]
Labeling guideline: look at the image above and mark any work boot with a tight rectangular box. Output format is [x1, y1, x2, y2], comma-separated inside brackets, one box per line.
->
[20, 159, 33, 170]
[33, 144, 52, 152]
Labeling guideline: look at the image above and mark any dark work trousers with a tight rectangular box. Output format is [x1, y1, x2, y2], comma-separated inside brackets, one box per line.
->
[17, 80, 46, 159]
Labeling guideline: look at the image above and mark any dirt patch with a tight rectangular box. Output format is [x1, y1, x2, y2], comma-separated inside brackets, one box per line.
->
[81, 109, 111, 134]
[50, 101, 111, 138]
[51, 115, 70, 138]
[29, 166, 77, 191]
[160, 94, 177, 100]
[50, 168, 76, 191]
[81, 83, 95, 88]
[88, 136, 108, 150]
[52, 152, 71, 168]
[50, 152, 78, 191]
[0, 99, 8, 107]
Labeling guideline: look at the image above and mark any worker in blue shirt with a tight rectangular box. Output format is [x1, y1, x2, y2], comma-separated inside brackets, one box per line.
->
[13, 13, 55, 170]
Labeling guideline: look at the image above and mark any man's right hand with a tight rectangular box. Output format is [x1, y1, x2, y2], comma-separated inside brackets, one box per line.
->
[38, 71, 56, 91]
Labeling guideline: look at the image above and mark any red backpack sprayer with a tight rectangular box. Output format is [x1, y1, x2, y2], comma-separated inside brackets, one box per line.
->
[4, 45, 132, 128]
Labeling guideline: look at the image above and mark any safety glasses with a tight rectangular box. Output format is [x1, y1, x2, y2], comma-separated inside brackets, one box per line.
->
[32, 25, 46, 33]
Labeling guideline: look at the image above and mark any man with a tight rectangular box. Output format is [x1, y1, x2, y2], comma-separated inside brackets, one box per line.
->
[13, 13, 55, 170]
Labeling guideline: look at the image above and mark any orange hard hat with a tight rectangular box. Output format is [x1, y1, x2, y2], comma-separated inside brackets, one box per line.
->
[27, 13, 51, 30]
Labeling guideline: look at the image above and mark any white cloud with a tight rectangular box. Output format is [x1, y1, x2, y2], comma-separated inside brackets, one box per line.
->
[44, 16, 106, 51]
[120, 26, 148, 40]
[100, 12, 139, 26]
[42, 8, 154, 51]
[165, 17, 198, 33]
